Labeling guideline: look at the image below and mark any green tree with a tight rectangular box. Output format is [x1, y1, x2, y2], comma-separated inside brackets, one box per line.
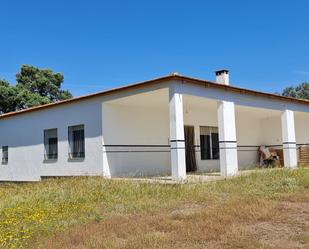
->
[16, 65, 72, 101]
[281, 82, 309, 100]
[0, 65, 72, 114]
[0, 79, 16, 113]
[13, 84, 51, 110]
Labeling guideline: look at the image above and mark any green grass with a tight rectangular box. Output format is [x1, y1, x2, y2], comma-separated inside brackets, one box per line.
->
[0, 168, 308, 249]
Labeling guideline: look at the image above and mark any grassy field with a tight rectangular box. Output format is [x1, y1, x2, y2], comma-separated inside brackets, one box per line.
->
[0, 168, 308, 249]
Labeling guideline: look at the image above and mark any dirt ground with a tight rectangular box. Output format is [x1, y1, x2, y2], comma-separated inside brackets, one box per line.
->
[37, 191, 309, 249]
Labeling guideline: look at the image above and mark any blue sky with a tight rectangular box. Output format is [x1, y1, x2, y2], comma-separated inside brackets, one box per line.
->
[1, 0, 309, 96]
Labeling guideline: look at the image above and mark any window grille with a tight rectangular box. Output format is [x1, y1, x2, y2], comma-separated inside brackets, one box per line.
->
[68, 125, 85, 159]
[2, 146, 8, 164]
[44, 129, 58, 160]
[200, 126, 219, 160]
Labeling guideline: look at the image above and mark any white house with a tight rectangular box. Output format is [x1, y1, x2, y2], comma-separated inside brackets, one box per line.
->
[1, 70, 309, 182]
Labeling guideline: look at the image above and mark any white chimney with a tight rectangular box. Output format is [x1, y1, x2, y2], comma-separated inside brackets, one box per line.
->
[215, 69, 229, 85]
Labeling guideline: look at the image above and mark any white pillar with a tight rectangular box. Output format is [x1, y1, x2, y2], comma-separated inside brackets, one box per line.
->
[102, 103, 111, 178]
[217, 101, 238, 177]
[281, 109, 297, 168]
[102, 138, 111, 178]
[169, 84, 186, 181]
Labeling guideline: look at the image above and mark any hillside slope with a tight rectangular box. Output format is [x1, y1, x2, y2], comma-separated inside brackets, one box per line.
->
[0, 168, 308, 249]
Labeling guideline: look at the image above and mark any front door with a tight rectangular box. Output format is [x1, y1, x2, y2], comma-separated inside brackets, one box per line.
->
[184, 126, 197, 172]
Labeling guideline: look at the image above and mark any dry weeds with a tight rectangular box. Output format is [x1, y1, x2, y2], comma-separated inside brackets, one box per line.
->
[0, 168, 308, 249]
[38, 185, 309, 249]
[39, 193, 309, 249]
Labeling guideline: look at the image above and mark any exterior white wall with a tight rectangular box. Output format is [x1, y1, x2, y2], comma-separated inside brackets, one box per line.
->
[245, 112, 309, 165]
[184, 102, 286, 172]
[184, 106, 219, 171]
[183, 102, 266, 172]
[295, 113, 309, 162]
[184, 105, 309, 172]
[102, 103, 171, 177]
[0, 98, 103, 181]
[236, 112, 263, 168]
[260, 116, 282, 145]
[1, 78, 309, 181]
[295, 113, 309, 144]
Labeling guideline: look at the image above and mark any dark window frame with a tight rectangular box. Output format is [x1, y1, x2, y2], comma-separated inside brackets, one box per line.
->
[44, 128, 58, 160]
[200, 126, 219, 160]
[2, 146, 8, 164]
[68, 124, 85, 159]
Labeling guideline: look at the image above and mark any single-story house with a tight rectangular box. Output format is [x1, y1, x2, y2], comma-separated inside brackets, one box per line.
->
[1, 70, 309, 182]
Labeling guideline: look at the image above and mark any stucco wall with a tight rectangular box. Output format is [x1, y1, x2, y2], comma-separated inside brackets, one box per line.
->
[259, 116, 282, 145]
[0, 98, 103, 181]
[2, 78, 309, 181]
[236, 111, 263, 169]
[256, 113, 309, 146]
[102, 103, 171, 177]
[101, 98, 268, 175]
[295, 113, 309, 144]
[184, 105, 267, 171]
[184, 106, 219, 171]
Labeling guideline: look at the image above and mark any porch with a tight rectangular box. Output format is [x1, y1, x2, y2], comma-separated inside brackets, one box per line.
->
[101, 81, 309, 181]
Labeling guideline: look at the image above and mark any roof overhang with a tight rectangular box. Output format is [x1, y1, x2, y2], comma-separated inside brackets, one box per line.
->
[0, 75, 308, 120]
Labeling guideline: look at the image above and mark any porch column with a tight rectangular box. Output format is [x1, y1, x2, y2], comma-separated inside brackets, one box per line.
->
[281, 109, 297, 168]
[217, 101, 238, 177]
[102, 138, 111, 178]
[102, 103, 111, 178]
[169, 84, 186, 181]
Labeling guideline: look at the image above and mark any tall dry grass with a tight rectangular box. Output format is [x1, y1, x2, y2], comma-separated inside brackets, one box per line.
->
[0, 168, 308, 248]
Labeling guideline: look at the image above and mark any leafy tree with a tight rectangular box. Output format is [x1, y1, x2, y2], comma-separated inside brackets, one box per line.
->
[13, 84, 51, 110]
[0, 65, 72, 114]
[0, 79, 16, 113]
[16, 65, 72, 101]
[281, 82, 309, 100]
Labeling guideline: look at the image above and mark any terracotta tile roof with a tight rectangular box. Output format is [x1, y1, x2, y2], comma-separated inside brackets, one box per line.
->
[0, 74, 308, 120]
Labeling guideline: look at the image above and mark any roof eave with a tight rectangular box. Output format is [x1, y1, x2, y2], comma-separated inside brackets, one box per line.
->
[0, 74, 308, 120]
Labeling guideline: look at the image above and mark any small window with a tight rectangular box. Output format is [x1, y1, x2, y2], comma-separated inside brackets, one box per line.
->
[200, 126, 219, 160]
[2, 146, 8, 164]
[44, 129, 58, 160]
[68, 125, 85, 159]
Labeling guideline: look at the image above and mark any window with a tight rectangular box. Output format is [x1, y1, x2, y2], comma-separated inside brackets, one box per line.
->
[68, 125, 85, 159]
[2, 146, 8, 164]
[200, 126, 219, 160]
[44, 129, 58, 160]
